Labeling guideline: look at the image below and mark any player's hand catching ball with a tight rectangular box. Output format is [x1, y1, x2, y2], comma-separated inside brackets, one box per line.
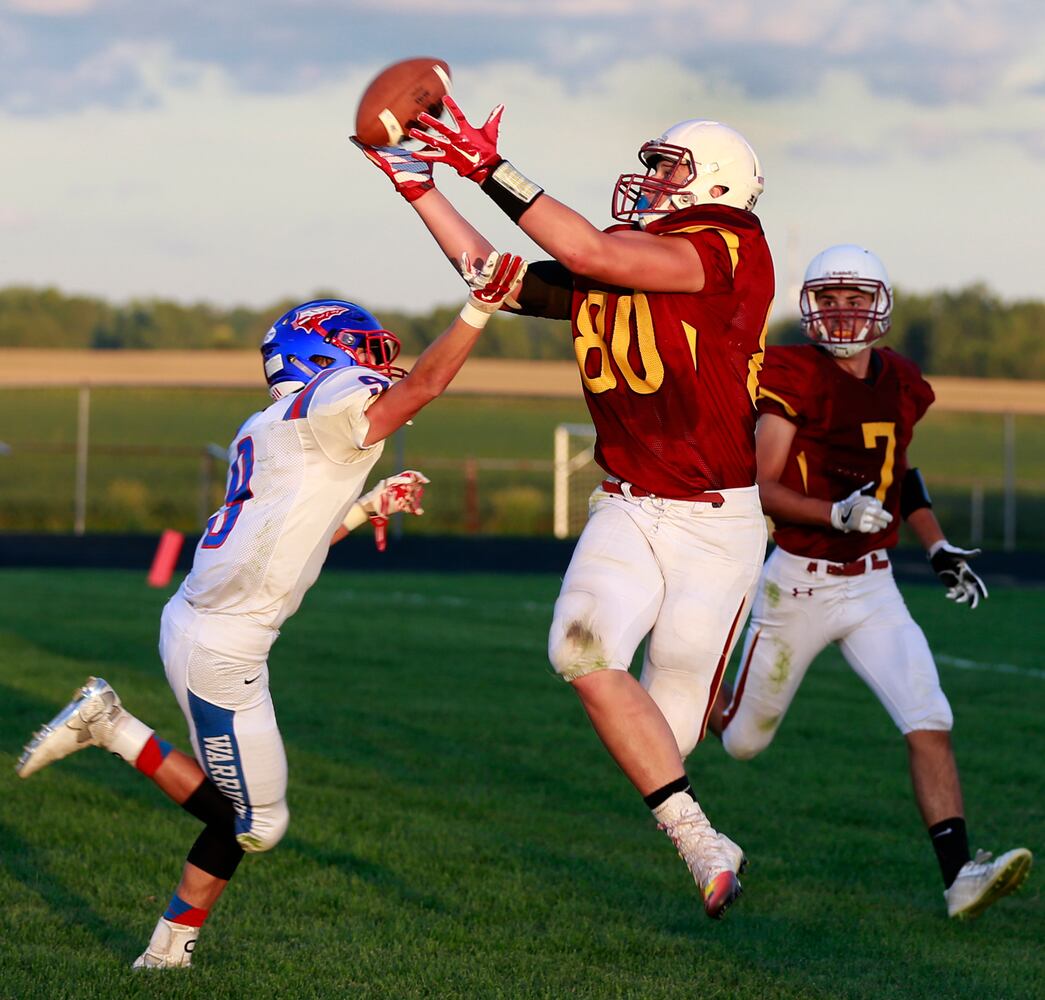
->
[830, 482, 893, 534]
[928, 541, 988, 609]
[410, 96, 504, 183]
[358, 470, 430, 552]
[351, 138, 435, 203]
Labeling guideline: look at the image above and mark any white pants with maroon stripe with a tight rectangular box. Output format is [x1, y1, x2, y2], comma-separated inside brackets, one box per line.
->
[160, 591, 289, 853]
[548, 484, 766, 758]
[721, 546, 952, 761]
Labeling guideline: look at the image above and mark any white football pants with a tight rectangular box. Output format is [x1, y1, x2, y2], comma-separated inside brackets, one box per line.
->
[721, 546, 953, 761]
[549, 484, 767, 758]
[159, 592, 289, 853]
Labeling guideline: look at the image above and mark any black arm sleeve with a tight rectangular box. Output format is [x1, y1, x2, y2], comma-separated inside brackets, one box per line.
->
[511, 259, 574, 320]
[900, 467, 933, 519]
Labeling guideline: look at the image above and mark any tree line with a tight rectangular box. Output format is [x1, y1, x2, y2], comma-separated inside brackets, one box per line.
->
[1, 283, 1042, 378]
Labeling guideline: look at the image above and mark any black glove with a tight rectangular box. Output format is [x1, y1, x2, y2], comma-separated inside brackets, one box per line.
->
[928, 541, 988, 610]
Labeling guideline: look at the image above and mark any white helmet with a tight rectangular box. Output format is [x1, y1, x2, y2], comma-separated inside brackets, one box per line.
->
[612, 119, 764, 223]
[799, 244, 892, 358]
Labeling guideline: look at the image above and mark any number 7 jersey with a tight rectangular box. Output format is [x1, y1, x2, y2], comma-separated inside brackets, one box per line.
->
[756, 344, 936, 561]
[571, 203, 775, 497]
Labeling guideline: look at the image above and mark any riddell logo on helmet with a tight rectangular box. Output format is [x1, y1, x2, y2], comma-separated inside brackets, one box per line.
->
[290, 304, 351, 336]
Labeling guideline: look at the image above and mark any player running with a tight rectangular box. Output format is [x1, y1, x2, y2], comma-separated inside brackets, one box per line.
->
[15, 253, 526, 968]
[355, 101, 774, 918]
[709, 244, 1032, 918]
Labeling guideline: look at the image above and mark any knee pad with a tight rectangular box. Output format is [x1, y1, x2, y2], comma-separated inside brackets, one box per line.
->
[548, 590, 610, 681]
[721, 721, 772, 762]
[187, 823, 244, 881]
[236, 799, 289, 854]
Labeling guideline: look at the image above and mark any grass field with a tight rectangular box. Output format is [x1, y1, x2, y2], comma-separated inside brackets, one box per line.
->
[1, 569, 1042, 999]
[2, 386, 1045, 545]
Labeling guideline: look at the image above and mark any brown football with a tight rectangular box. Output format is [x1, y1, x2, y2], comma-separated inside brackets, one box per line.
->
[354, 57, 452, 146]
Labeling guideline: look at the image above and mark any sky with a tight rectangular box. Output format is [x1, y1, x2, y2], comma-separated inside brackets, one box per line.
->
[3, 0, 1045, 317]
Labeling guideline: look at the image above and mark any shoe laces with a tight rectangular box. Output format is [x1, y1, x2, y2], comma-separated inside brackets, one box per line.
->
[658, 810, 730, 885]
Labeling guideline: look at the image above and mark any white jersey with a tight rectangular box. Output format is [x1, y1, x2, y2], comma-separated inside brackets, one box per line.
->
[179, 367, 389, 629]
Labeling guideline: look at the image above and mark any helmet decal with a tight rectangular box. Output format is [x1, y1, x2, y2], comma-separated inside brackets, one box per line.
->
[259, 299, 405, 400]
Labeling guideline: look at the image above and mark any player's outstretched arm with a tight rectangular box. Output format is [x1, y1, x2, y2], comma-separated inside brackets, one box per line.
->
[361, 252, 527, 446]
[351, 138, 496, 282]
[332, 470, 429, 550]
[409, 97, 705, 292]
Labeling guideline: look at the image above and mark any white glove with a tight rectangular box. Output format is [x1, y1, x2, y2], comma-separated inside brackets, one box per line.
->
[343, 470, 429, 552]
[830, 482, 894, 534]
[928, 540, 988, 609]
[458, 251, 528, 327]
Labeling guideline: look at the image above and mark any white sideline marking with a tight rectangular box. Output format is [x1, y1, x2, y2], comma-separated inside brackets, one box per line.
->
[936, 654, 1045, 681]
[336, 589, 551, 615]
[338, 590, 1043, 681]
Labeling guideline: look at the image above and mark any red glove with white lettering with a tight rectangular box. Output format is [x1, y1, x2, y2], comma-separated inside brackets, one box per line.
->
[353, 470, 430, 552]
[458, 252, 528, 327]
[350, 137, 435, 203]
[410, 96, 504, 184]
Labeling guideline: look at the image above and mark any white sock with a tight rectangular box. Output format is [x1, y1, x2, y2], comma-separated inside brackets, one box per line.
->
[106, 713, 153, 765]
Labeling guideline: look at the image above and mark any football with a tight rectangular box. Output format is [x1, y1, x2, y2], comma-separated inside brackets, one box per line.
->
[354, 57, 452, 147]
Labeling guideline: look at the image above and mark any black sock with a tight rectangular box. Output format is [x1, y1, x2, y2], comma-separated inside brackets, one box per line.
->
[929, 816, 970, 887]
[643, 776, 694, 811]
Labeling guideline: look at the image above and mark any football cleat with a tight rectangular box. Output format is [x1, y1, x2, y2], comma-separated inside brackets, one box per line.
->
[133, 917, 197, 970]
[944, 847, 1033, 919]
[655, 793, 744, 919]
[16, 677, 124, 779]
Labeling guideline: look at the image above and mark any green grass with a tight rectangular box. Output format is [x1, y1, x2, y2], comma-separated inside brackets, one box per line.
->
[0, 569, 1042, 999]
[2, 388, 1044, 544]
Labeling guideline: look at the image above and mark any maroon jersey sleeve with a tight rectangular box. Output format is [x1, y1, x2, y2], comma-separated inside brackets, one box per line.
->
[672, 228, 735, 296]
[755, 346, 818, 427]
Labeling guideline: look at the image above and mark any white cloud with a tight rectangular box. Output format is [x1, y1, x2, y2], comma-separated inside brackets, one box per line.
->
[2, 21, 1045, 312]
[4, 0, 97, 12]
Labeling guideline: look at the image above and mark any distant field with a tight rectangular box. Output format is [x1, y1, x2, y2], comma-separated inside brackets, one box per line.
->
[0, 569, 1041, 999]
[1, 386, 1044, 545]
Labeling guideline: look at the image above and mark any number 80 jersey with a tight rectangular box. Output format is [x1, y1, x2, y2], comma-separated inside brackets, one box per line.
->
[180, 367, 389, 629]
[571, 203, 775, 497]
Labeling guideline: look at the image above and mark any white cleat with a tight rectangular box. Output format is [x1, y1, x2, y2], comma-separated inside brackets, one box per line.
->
[719, 831, 748, 877]
[945, 847, 1033, 919]
[132, 917, 197, 970]
[15, 676, 124, 779]
[654, 793, 744, 920]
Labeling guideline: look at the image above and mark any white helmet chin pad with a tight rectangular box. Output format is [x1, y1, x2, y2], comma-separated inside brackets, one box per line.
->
[799, 244, 892, 356]
[613, 119, 764, 222]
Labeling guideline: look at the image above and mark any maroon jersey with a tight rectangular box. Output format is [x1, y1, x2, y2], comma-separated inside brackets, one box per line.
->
[568, 204, 775, 497]
[756, 344, 935, 561]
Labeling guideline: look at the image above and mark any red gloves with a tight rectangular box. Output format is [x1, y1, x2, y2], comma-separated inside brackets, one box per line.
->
[350, 138, 435, 203]
[409, 96, 504, 184]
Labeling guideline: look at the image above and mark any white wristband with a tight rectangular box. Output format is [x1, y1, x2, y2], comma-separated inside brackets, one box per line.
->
[341, 503, 369, 532]
[459, 300, 494, 328]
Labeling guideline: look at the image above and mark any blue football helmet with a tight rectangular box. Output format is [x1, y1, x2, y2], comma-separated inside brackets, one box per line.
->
[260, 299, 405, 400]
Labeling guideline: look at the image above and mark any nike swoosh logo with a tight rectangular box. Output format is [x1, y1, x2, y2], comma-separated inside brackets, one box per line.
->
[244, 675, 261, 685]
[840, 510, 852, 524]
[932, 827, 953, 839]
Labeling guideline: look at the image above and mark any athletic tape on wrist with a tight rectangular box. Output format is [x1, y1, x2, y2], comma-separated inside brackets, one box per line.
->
[481, 160, 544, 223]
[459, 300, 494, 328]
[341, 502, 369, 532]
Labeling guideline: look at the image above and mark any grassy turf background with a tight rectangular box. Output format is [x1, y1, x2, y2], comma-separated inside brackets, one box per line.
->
[2, 387, 1044, 545]
[0, 568, 1042, 999]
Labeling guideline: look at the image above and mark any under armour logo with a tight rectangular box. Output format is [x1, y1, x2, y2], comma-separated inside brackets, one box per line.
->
[792, 587, 814, 597]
